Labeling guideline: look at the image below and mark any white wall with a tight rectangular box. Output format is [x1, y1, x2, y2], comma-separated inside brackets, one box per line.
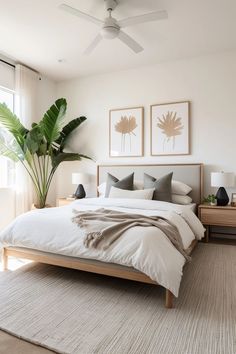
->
[56, 50, 236, 200]
[1, 50, 236, 228]
[36, 76, 56, 121]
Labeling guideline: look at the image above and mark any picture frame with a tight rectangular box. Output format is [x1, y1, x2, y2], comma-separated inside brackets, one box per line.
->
[231, 193, 236, 207]
[109, 107, 144, 157]
[150, 101, 190, 156]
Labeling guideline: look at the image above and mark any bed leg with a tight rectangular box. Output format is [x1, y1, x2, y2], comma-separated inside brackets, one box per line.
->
[165, 289, 173, 308]
[2, 248, 8, 271]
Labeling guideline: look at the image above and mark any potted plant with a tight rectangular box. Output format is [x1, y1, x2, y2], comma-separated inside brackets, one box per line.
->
[0, 98, 91, 208]
[203, 194, 217, 206]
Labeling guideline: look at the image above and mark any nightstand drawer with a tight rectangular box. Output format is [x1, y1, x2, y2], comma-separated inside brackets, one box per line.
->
[57, 198, 75, 207]
[200, 208, 236, 227]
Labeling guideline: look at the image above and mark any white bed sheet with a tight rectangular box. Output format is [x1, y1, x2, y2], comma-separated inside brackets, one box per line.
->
[0, 198, 205, 297]
[186, 203, 197, 213]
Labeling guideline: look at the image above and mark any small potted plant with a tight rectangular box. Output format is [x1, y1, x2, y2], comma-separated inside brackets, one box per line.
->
[203, 194, 217, 206]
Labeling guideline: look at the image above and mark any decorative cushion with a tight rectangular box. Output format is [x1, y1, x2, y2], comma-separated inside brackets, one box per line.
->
[109, 186, 155, 200]
[144, 172, 173, 202]
[105, 173, 134, 197]
[172, 180, 192, 196]
[172, 194, 193, 205]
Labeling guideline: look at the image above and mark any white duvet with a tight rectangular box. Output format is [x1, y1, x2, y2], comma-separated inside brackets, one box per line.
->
[0, 198, 205, 297]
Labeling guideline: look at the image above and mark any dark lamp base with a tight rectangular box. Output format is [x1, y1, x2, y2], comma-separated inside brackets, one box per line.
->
[74, 184, 86, 199]
[216, 187, 229, 206]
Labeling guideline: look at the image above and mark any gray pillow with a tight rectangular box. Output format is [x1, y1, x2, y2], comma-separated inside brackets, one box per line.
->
[144, 172, 173, 202]
[105, 173, 134, 197]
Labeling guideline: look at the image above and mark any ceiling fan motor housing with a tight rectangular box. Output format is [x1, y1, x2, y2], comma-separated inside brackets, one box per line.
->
[104, 0, 117, 12]
[101, 17, 120, 39]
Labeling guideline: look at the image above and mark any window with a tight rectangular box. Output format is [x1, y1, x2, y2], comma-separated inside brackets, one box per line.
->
[0, 86, 15, 187]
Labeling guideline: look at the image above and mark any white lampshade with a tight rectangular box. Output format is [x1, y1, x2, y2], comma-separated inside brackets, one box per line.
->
[211, 172, 234, 188]
[72, 173, 89, 185]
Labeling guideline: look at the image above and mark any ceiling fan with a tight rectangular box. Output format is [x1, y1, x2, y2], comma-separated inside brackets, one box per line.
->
[59, 0, 168, 55]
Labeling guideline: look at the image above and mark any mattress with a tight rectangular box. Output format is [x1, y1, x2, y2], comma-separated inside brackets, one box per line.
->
[186, 203, 197, 213]
[0, 198, 205, 296]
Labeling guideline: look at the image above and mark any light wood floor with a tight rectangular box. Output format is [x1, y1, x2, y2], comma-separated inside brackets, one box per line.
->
[0, 331, 54, 354]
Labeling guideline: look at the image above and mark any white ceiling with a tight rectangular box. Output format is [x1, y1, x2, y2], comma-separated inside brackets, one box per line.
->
[0, 0, 236, 82]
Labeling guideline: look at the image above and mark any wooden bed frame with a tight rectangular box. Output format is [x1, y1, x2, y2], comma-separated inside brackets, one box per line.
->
[2, 239, 197, 309]
[2, 163, 203, 309]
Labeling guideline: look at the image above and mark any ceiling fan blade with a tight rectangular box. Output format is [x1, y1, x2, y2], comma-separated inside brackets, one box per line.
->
[118, 31, 143, 53]
[59, 4, 103, 26]
[118, 10, 168, 28]
[84, 34, 103, 55]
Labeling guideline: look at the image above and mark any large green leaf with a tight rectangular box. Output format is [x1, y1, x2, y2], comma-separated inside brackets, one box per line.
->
[56, 116, 87, 150]
[27, 123, 47, 156]
[40, 98, 67, 144]
[51, 152, 91, 169]
[0, 143, 19, 162]
[0, 130, 23, 162]
[25, 125, 44, 154]
[0, 103, 28, 148]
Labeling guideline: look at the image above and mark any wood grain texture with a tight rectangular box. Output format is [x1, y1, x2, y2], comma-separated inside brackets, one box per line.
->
[198, 204, 236, 227]
[57, 198, 75, 207]
[165, 289, 173, 308]
[3, 247, 157, 285]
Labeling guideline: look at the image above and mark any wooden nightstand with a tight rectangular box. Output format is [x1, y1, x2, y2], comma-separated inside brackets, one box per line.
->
[57, 198, 75, 207]
[198, 204, 236, 242]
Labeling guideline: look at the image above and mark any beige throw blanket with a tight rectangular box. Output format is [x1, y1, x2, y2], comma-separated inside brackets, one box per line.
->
[72, 208, 191, 261]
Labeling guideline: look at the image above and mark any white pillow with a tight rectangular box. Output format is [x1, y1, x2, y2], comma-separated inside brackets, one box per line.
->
[172, 194, 193, 205]
[172, 180, 192, 196]
[98, 181, 144, 196]
[134, 179, 192, 195]
[98, 182, 106, 197]
[109, 186, 155, 200]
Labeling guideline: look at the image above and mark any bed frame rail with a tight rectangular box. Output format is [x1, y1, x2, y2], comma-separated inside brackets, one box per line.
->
[2, 240, 197, 309]
[2, 247, 173, 308]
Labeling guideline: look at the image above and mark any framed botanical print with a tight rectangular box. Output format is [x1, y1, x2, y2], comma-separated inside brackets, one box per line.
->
[109, 107, 144, 157]
[150, 101, 190, 156]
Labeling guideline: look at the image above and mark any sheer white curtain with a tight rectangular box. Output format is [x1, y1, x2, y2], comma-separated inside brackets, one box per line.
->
[15, 64, 39, 215]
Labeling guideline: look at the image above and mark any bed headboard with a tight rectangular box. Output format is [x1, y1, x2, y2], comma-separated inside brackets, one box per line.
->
[97, 163, 203, 204]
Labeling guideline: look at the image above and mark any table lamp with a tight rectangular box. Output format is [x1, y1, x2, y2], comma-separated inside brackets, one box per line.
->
[72, 173, 89, 199]
[211, 172, 234, 206]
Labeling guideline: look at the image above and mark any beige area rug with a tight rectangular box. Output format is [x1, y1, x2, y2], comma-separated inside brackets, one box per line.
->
[0, 243, 235, 354]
